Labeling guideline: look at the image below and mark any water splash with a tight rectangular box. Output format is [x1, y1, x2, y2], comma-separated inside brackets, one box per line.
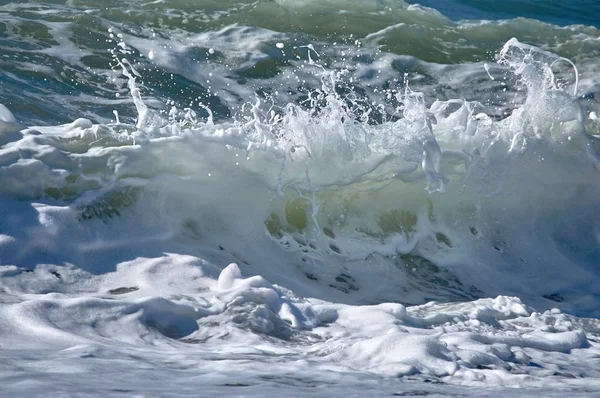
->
[1, 36, 599, 313]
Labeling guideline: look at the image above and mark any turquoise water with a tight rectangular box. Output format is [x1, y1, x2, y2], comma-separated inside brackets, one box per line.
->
[407, 0, 600, 27]
[1, 1, 599, 126]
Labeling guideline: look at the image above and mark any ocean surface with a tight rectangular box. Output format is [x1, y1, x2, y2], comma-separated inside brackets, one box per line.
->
[1, 1, 600, 396]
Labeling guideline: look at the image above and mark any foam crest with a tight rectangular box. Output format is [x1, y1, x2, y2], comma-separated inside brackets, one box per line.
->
[1, 38, 598, 319]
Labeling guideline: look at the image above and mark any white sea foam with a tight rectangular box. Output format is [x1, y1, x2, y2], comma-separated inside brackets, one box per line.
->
[0, 7, 600, 393]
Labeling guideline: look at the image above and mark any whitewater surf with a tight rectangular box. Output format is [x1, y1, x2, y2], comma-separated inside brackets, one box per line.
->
[1, 1, 600, 396]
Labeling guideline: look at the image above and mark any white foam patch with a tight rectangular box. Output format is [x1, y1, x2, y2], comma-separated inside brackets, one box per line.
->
[1, 259, 599, 396]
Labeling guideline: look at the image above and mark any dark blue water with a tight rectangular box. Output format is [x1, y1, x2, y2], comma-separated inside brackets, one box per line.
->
[407, 0, 600, 27]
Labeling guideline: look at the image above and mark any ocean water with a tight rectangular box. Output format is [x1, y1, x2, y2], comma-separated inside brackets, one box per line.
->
[1, 1, 600, 396]
[406, 0, 600, 28]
